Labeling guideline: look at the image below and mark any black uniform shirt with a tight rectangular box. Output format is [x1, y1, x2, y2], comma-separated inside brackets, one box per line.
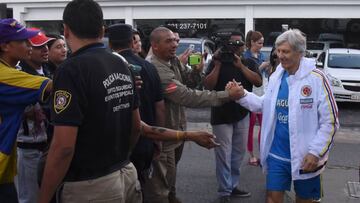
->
[120, 49, 163, 125]
[206, 58, 260, 125]
[119, 49, 163, 170]
[51, 43, 139, 181]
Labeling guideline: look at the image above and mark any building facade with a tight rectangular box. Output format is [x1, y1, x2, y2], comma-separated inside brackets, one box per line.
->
[1, 0, 360, 49]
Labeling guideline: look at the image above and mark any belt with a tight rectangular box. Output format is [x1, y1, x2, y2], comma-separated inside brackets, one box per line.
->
[65, 159, 130, 182]
[17, 142, 47, 151]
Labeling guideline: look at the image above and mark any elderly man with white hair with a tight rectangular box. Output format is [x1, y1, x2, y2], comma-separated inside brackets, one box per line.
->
[226, 29, 339, 203]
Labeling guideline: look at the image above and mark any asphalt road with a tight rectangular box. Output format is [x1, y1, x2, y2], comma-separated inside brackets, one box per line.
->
[175, 102, 360, 203]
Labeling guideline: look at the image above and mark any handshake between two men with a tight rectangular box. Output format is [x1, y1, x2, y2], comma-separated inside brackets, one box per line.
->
[225, 79, 246, 100]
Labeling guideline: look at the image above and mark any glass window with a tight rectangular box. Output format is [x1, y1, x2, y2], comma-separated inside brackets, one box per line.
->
[328, 54, 360, 69]
[176, 41, 201, 55]
[135, 19, 245, 53]
[255, 18, 360, 49]
[26, 21, 63, 34]
[27, 19, 125, 35]
[329, 43, 345, 48]
[307, 42, 325, 50]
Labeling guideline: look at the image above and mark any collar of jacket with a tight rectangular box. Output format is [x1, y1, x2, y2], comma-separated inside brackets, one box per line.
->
[273, 57, 316, 81]
[150, 55, 172, 68]
[18, 60, 50, 77]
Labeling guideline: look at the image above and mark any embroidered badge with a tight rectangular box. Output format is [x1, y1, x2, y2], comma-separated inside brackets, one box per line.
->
[301, 85, 312, 97]
[300, 98, 313, 104]
[165, 82, 177, 94]
[54, 90, 72, 114]
[301, 104, 313, 109]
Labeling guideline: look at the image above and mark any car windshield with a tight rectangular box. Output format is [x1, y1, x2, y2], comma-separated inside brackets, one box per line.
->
[176, 42, 202, 55]
[307, 43, 324, 50]
[328, 54, 360, 69]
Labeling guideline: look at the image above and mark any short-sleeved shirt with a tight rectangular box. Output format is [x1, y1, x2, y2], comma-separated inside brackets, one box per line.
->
[51, 43, 139, 181]
[0, 60, 49, 183]
[119, 49, 163, 169]
[243, 50, 267, 66]
[270, 71, 291, 160]
[205, 58, 260, 125]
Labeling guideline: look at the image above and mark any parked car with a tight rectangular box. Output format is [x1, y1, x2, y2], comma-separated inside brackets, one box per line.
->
[317, 33, 345, 42]
[176, 38, 215, 72]
[307, 40, 345, 59]
[316, 48, 360, 102]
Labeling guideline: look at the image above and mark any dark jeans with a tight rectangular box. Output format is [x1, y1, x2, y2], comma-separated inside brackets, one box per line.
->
[0, 182, 18, 203]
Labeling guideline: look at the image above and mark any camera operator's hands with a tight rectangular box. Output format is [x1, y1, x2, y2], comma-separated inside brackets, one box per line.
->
[233, 54, 245, 70]
[211, 50, 222, 68]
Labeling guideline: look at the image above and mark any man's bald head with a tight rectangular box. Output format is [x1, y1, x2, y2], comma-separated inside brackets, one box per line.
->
[150, 27, 172, 44]
[149, 26, 177, 61]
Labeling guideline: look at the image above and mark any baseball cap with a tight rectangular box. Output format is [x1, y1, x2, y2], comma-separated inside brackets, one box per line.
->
[28, 28, 55, 47]
[0, 18, 39, 44]
[107, 24, 133, 43]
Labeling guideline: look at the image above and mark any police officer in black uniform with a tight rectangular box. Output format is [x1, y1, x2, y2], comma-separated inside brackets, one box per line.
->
[107, 23, 165, 189]
[38, 0, 142, 202]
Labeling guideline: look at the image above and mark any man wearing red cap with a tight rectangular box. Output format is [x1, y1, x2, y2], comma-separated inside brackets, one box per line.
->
[0, 18, 52, 202]
[15, 29, 54, 203]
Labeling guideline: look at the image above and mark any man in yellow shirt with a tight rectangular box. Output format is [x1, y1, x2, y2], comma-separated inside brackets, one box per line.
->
[0, 18, 52, 202]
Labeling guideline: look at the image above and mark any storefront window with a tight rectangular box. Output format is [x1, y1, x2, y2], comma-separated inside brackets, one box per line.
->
[134, 18, 245, 53]
[26, 21, 63, 34]
[255, 18, 360, 49]
[27, 19, 125, 35]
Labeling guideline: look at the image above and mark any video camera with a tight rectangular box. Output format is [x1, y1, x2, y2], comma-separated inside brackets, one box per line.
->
[213, 32, 245, 63]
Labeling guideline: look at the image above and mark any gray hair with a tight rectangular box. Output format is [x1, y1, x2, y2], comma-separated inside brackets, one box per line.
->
[150, 26, 171, 44]
[275, 29, 306, 56]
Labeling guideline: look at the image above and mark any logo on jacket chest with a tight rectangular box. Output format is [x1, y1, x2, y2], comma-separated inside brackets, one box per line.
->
[301, 85, 312, 97]
[300, 85, 313, 109]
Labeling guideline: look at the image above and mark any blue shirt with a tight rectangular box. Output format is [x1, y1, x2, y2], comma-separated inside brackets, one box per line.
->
[270, 71, 291, 160]
[243, 50, 268, 77]
[243, 50, 266, 66]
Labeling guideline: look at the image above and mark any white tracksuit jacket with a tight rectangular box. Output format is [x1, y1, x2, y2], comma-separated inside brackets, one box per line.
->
[238, 57, 339, 180]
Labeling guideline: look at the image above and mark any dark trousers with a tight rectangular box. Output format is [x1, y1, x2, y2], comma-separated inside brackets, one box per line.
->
[0, 182, 18, 203]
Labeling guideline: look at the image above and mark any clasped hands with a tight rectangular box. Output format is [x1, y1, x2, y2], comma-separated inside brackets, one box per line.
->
[226, 79, 246, 100]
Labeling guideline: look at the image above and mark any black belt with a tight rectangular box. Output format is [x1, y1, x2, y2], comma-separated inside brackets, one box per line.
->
[65, 159, 131, 182]
[17, 142, 47, 151]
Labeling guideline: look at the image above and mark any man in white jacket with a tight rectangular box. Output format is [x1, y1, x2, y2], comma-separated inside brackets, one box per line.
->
[226, 29, 339, 203]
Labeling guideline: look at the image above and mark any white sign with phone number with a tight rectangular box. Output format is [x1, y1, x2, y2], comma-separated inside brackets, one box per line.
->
[167, 23, 207, 30]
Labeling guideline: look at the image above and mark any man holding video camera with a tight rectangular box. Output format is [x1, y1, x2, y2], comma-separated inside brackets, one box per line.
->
[204, 32, 262, 203]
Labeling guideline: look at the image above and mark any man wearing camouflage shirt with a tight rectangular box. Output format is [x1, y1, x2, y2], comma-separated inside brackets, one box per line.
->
[144, 26, 242, 203]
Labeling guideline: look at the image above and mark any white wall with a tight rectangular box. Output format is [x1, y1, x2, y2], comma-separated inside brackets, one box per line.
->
[2, 0, 360, 34]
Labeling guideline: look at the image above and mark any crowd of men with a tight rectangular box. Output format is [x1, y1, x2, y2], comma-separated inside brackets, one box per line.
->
[0, 0, 339, 203]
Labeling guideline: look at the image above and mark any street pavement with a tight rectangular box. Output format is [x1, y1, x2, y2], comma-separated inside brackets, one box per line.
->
[176, 106, 360, 203]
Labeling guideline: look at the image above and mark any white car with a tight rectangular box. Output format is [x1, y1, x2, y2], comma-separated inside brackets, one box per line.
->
[307, 40, 345, 59]
[316, 48, 360, 102]
[176, 38, 215, 71]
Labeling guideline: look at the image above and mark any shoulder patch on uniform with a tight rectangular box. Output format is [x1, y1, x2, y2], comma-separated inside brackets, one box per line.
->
[165, 82, 177, 94]
[54, 90, 72, 114]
